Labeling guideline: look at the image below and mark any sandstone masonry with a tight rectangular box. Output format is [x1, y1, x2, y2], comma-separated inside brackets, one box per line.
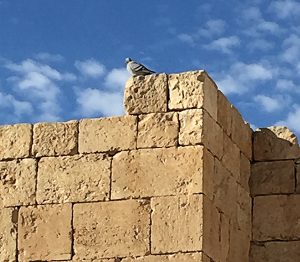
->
[0, 70, 298, 261]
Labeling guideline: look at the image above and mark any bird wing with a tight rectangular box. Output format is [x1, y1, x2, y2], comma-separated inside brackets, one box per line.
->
[129, 61, 147, 71]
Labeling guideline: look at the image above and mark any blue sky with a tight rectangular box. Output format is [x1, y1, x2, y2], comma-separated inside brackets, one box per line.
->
[1, 0, 300, 136]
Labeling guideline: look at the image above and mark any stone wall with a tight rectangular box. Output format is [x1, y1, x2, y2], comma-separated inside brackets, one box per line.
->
[250, 127, 300, 261]
[0, 70, 297, 261]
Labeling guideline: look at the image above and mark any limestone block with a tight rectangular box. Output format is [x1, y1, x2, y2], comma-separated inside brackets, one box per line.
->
[220, 213, 230, 262]
[221, 133, 240, 179]
[236, 185, 251, 235]
[250, 160, 295, 196]
[73, 200, 150, 259]
[250, 241, 300, 262]
[179, 109, 223, 159]
[137, 112, 178, 148]
[122, 252, 210, 261]
[79, 116, 137, 154]
[296, 164, 300, 193]
[231, 106, 252, 160]
[240, 153, 251, 192]
[269, 126, 299, 144]
[168, 70, 218, 120]
[217, 90, 232, 136]
[253, 127, 300, 161]
[37, 154, 110, 204]
[0, 159, 36, 207]
[32, 121, 78, 157]
[124, 74, 168, 114]
[0, 208, 18, 261]
[0, 123, 32, 160]
[112, 146, 214, 199]
[212, 159, 237, 217]
[228, 224, 251, 262]
[253, 195, 300, 241]
[18, 204, 72, 261]
[151, 194, 203, 254]
[151, 195, 220, 261]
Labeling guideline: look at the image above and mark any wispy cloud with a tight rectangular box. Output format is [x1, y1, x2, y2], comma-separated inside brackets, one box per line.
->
[34, 52, 65, 63]
[75, 88, 124, 117]
[75, 59, 106, 78]
[177, 19, 226, 46]
[104, 68, 130, 91]
[204, 36, 240, 54]
[215, 62, 274, 94]
[276, 105, 300, 133]
[4, 59, 75, 122]
[281, 34, 300, 64]
[269, 0, 300, 19]
[254, 94, 284, 112]
[241, 7, 283, 37]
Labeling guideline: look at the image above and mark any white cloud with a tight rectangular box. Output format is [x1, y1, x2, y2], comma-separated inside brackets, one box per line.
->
[0, 92, 33, 117]
[276, 79, 299, 92]
[254, 95, 282, 112]
[197, 19, 226, 38]
[104, 68, 130, 91]
[76, 88, 124, 117]
[269, 0, 300, 19]
[276, 105, 300, 133]
[34, 52, 64, 62]
[215, 62, 274, 94]
[281, 34, 300, 63]
[75, 59, 106, 78]
[177, 19, 226, 46]
[241, 6, 282, 37]
[5, 59, 62, 80]
[3, 59, 71, 121]
[177, 33, 195, 45]
[205, 36, 240, 54]
[249, 39, 274, 51]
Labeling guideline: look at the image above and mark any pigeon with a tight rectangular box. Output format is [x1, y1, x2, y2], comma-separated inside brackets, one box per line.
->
[125, 57, 155, 76]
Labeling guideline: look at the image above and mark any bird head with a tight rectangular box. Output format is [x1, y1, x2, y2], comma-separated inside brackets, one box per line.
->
[125, 57, 132, 64]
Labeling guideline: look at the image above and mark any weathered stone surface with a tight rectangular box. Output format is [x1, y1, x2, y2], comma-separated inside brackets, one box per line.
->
[37, 154, 110, 204]
[179, 109, 223, 159]
[168, 70, 218, 120]
[220, 213, 230, 262]
[269, 126, 299, 144]
[250, 160, 295, 196]
[231, 105, 252, 160]
[236, 185, 251, 235]
[151, 194, 220, 261]
[217, 90, 233, 137]
[0, 124, 32, 160]
[253, 127, 300, 161]
[124, 74, 168, 114]
[228, 224, 251, 262]
[221, 134, 240, 179]
[0, 207, 18, 261]
[211, 159, 237, 217]
[18, 204, 72, 261]
[296, 164, 300, 193]
[250, 241, 300, 262]
[151, 194, 204, 254]
[79, 116, 137, 153]
[137, 112, 178, 148]
[32, 121, 78, 157]
[253, 195, 300, 241]
[73, 200, 150, 259]
[217, 90, 232, 136]
[112, 146, 213, 199]
[0, 159, 36, 207]
[123, 252, 210, 261]
[240, 152, 251, 191]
